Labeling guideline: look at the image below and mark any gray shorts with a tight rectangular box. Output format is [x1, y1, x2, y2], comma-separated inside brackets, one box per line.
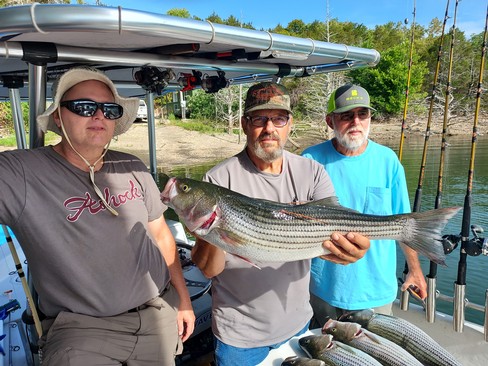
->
[39, 285, 183, 366]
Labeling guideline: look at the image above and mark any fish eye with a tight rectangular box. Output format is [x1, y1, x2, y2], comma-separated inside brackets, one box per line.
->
[181, 184, 190, 192]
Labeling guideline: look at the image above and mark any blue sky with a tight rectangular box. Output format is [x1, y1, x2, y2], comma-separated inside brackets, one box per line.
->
[95, 0, 485, 37]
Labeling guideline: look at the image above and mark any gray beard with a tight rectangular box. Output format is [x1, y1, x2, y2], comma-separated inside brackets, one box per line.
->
[335, 124, 370, 151]
[251, 135, 284, 163]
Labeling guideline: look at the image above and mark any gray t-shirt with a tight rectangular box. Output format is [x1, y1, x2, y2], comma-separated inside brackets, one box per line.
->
[204, 149, 334, 347]
[0, 147, 169, 317]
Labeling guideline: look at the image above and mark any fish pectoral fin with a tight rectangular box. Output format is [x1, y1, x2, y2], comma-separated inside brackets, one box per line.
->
[362, 329, 382, 344]
[231, 254, 262, 269]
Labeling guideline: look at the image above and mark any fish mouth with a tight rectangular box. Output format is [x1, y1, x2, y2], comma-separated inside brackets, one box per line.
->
[160, 177, 175, 205]
[192, 205, 219, 235]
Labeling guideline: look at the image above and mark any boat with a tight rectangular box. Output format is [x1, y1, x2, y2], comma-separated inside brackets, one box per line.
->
[0, 3, 486, 366]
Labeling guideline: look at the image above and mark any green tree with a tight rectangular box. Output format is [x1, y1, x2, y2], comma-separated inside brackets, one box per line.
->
[167, 8, 191, 19]
[349, 44, 428, 116]
[186, 90, 216, 121]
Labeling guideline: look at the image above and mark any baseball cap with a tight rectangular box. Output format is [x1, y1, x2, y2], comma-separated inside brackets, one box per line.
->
[244, 82, 292, 114]
[327, 84, 376, 114]
[37, 67, 139, 136]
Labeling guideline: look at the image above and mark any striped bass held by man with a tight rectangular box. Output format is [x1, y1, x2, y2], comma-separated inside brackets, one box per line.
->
[160, 175, 461, 265]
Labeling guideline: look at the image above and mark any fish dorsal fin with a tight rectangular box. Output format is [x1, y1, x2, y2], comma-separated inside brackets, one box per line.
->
[307, 196, 341, 206]
[304, 196, 362, 215]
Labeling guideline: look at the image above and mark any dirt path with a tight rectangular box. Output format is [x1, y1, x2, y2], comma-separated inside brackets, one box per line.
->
[111, 124, 246, 168]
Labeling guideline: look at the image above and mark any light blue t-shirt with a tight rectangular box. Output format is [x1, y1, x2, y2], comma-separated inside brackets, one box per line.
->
[302, 139, 411, 309]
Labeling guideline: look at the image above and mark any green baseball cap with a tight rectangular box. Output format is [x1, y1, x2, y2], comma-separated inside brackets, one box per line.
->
[244, 82, 292, 114]
[327, 84, 376, 114]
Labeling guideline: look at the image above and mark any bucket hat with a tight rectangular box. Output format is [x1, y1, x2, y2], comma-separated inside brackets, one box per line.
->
[37, 67, 139, 136]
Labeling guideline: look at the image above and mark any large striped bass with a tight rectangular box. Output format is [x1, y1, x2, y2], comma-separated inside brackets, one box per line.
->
[322, 319, 423, 366]
[339, 309, 462, 366]
[160, 176, 461, 265]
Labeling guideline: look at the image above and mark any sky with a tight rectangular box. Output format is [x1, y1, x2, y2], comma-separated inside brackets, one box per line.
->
[94, 0, 486, 37]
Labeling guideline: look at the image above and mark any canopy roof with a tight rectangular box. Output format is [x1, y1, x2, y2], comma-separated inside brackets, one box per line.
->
[0, 3, 380, 98]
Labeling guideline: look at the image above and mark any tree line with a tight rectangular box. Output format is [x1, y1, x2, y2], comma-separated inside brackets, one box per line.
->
[0, 1, 486, 135]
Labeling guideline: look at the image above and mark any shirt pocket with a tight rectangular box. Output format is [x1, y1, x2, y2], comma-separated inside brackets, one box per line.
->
[364, 187, 392, 215]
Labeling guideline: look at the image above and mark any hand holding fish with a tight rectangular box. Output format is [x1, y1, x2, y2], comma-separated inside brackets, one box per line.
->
[320, 232, 370, 265]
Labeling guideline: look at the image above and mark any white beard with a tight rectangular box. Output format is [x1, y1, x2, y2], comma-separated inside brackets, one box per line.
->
[334, 123, 370, 151]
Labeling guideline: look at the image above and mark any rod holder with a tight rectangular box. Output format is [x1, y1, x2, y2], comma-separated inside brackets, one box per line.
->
[426, 276, 437, 323]
[453, 282, 465, 332]
[484, 290, 488, 342]
[400, 287, 410, 311]
[399, 272, 409, 311]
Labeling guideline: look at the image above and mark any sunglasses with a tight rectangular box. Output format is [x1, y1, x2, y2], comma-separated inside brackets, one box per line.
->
[246, 115, 290, 128]
[334, 108, 371, 123]
[60, 99, 123, 120]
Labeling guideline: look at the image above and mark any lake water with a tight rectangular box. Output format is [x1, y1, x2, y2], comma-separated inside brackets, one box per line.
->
[1, 133, 486, 325]
[161, 133, 488, 326]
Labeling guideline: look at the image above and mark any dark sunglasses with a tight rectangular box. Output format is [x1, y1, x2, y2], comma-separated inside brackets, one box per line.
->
[334, 108, 371, 123]
[60, 99, 123, 120]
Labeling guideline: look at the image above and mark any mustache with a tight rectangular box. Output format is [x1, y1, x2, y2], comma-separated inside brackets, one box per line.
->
[259, 132, 280, 141]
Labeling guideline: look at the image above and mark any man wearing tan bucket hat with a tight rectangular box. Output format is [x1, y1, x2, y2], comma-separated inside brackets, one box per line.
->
[0, 67, 194, 365]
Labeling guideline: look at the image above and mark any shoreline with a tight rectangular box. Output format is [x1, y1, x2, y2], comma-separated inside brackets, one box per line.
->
[1, 117, 486, 169]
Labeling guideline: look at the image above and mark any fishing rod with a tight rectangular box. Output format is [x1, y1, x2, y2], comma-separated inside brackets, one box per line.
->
[400, 0, 451, 313]
[453, 4, 488, 334]
[1, 225, 42, 337]
[398, 0, 418, 310]
[398, 0, 416, 161]
[423, 0, 460, 323]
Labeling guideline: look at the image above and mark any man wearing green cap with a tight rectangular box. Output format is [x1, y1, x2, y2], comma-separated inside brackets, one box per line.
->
[302, 84, 427, 324]
[191, 82, 370, 365]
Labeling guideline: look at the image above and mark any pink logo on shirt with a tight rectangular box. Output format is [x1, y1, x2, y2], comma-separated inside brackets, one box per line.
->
[64, 179, 143, 221]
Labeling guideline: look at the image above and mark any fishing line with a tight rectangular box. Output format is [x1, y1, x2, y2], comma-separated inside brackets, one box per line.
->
[400, 0, 451, 312]
[453, 2, 487, 333]
[419, 0, 461, 323]
[398, 0, 416, 161]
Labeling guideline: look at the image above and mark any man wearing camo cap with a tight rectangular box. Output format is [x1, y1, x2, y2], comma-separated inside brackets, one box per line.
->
[191, 82, 370, 365]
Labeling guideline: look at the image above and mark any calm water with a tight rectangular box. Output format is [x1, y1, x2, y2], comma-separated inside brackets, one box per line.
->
[161, 134, 488, 325]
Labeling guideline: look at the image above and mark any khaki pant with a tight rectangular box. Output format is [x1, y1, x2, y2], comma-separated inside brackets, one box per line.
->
[39, 285, 183, 366]
[309, 292, 393, 328]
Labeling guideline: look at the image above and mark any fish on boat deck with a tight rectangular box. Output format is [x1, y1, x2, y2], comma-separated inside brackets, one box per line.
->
[322, 319, 423, 366]
[160, 176, 461, 265]
[299, 334, 382, 366]
[339, 309, 462, 366]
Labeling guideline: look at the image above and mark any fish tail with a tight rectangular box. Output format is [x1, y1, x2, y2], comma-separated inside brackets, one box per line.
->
[402, 207, 461, 266]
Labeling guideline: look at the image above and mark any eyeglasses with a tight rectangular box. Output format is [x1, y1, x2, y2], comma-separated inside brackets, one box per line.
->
[60, 99, 123, 120]
[246, 115, 290, 128]
[335, 109, 371, 123]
